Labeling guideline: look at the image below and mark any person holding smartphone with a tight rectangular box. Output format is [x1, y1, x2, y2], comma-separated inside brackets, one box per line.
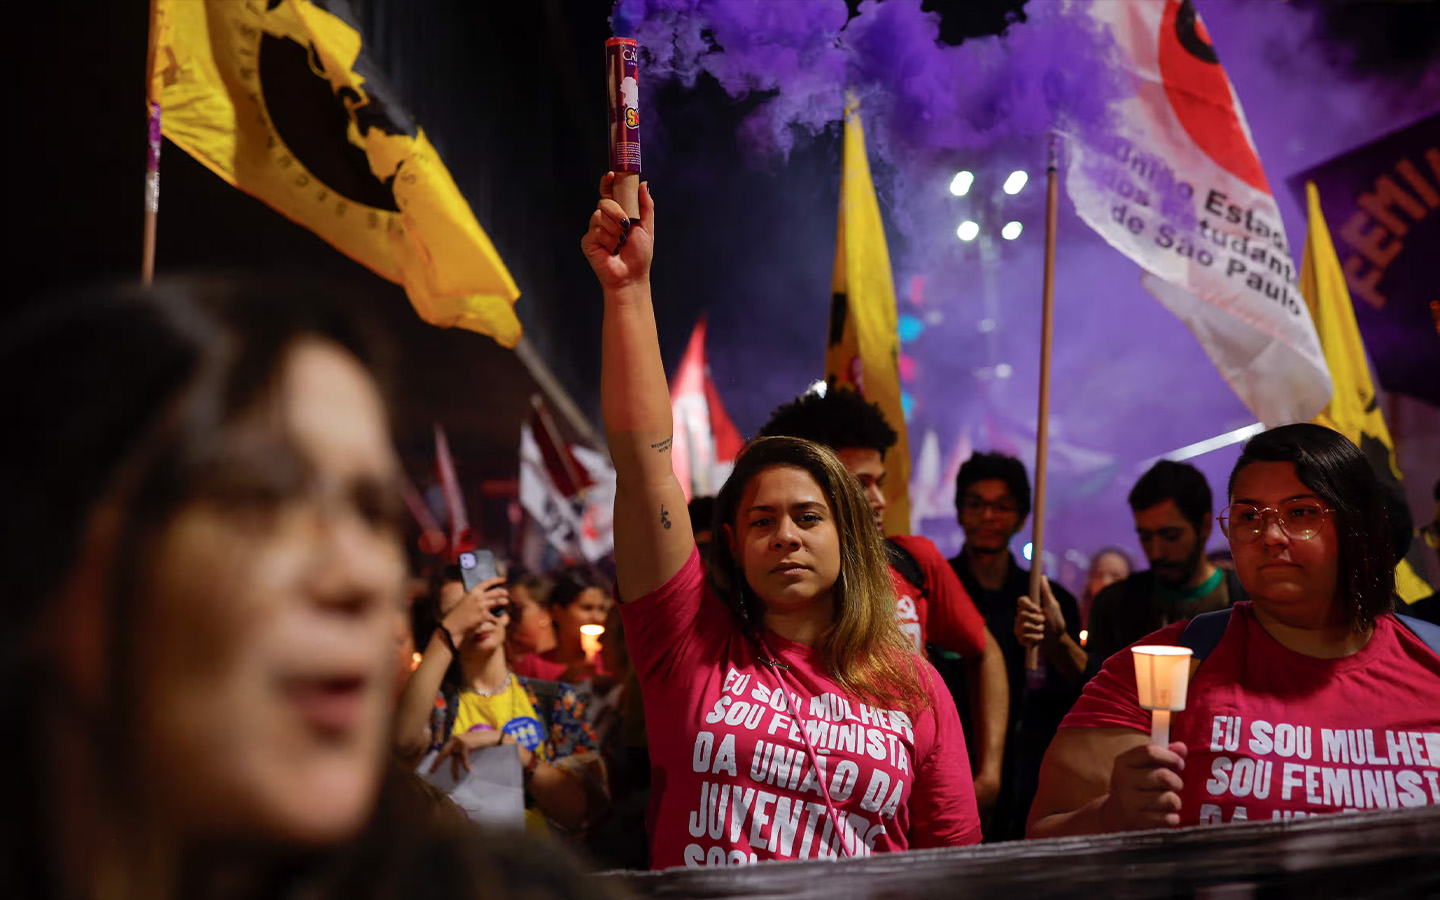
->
[393, 566, 602, 836]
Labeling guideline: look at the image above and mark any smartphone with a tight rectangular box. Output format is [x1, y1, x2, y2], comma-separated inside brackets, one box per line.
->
[458, 549, 498, 593]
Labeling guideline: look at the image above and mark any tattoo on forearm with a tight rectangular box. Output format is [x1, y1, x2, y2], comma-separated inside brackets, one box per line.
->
[650, 437, 672, 453]
[660, 504, 672, 530]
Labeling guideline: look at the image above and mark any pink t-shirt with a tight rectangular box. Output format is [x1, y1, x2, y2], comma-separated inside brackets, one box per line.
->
[1062, 602, 1440, 826]
[512, 649, 610, 682]
[889, 534, 987, 658]
[622, 548, 980, 870]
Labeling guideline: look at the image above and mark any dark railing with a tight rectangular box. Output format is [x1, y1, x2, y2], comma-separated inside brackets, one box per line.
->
[604, 806, 1440, 899]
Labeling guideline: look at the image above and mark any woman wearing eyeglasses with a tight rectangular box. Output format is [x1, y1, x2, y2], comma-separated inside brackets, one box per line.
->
[1027, 423, 1440, 837]
[394, 568, 601, 835]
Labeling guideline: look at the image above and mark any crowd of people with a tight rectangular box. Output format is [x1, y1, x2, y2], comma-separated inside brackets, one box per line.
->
[4, 176, 1439, 897]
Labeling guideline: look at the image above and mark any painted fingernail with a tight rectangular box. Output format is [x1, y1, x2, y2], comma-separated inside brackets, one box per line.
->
[621, 218, 631, 230]
[612, 245, 621, 256]
[618, 232, 628, 246]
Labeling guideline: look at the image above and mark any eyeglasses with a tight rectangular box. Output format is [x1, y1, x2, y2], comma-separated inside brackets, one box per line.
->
[961, 496, 1020, 517]
[1217, 502, 1332, 544]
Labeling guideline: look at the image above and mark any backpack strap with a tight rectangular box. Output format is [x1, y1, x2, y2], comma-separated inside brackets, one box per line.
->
[885, 537, 927, 599]
[1172, 608, 1440, 680]
[1177, 607, 1234, 680]
[1395, 613, 1440, 660]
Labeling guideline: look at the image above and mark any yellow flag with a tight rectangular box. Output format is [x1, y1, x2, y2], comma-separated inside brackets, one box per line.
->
[1301, 182, 1433, 604]
[824, 103, 910, 534]
[151, 0, 521, 346]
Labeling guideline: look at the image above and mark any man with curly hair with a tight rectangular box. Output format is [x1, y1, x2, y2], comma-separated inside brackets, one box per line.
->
[759, 387, 1009, 829]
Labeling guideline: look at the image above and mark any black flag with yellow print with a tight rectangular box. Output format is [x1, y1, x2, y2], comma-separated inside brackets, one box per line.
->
[824, 101, 910, 535]
[150, 0, 521, 346]
[1301, 181, 1433, 605]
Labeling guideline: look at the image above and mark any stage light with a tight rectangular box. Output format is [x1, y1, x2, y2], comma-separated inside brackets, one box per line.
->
[898, 313, 925, 342]
[994, 363, 1013, 378]
[1022, 541, 1033, 561]
[949, 171, 974, 196]
[956, 220, 980, 242]
[1001, 221, 1023, 240]
[807, 379, 827, 397]
[1003, 170, 1028, 194]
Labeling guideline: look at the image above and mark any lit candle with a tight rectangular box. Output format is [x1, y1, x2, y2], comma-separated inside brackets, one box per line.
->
[1132, 645, 1193, 746]
[580, 623, 605, 662]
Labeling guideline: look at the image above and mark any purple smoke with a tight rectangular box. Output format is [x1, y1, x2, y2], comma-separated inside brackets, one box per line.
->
[613, 0, 1122, 162]
[610, 0, 1440, 587]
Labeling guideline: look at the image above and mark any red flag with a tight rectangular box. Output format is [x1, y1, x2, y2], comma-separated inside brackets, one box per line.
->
[401, 476, 447, 557]
[517, 397, 615, 566]
[433, 423, 474, 556]
[670, 316, 742, 501]
[530, 396, 594, 499]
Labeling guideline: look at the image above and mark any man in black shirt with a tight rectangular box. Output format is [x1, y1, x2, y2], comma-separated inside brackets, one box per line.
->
[1084, 461, 1243, 677]
[948, 452, 1084, 841]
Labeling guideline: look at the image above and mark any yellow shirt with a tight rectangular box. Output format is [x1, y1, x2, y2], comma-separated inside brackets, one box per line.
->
[451, 677, 549, 833]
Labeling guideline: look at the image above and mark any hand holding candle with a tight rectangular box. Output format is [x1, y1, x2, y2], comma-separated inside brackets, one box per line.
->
[579, 623, 605, 662]
[1132, 645, 1193, 746]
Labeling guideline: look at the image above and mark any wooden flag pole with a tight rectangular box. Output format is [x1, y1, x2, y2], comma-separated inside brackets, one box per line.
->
[142, 103, 160, 287]
[1026, 137, 1060, 672]
[142, 0, 161, 286]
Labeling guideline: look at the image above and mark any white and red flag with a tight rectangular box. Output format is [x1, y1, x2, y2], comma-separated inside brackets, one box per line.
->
[518, 397, 615, 565]
[670, 316, 743, 501]
[1064, 0, 1331, 425]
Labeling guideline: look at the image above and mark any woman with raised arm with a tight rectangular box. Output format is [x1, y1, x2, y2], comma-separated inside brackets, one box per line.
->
[1028, 424, 1440, 838]
[581, 175, 980, 870]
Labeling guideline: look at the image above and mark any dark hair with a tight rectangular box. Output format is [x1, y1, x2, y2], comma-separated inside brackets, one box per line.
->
[507, 570, 554, 605]
[548, 566, 608, 610]
[953, 452, 1032, 521]
[710, 436, 928, 713]
[1228, 423, 1393, 629]
[1129, 460, 1213, 530]
[758, 387, 898, 456]
[0, 275, 389, 896]
[688, 495, 717, 534]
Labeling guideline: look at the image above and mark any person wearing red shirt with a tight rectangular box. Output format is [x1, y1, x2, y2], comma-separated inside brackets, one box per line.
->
[513, 569, 614, 684]
[1029, 424, 1440, 836]
[582, 174, 981, 869]
[758, 389, 1009, 827]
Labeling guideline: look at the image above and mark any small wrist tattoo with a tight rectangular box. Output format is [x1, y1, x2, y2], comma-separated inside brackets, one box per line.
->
[660, 504, 672, 530]
[651, 437, 672, 453]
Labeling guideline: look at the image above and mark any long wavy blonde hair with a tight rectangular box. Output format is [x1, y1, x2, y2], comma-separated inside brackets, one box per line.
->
[708, 437, 929, 714]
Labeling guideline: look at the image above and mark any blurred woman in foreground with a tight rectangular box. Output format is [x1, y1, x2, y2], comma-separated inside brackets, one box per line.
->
[0, 279, 605, 900]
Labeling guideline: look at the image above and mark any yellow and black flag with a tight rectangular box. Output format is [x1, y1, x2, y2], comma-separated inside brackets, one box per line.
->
[1301, 181, 1433, 604]
[150, 0, 521, 345]
[824, 102, 911, 534]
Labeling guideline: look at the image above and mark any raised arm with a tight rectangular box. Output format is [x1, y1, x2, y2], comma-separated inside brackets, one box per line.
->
[581, 174, 693, 601]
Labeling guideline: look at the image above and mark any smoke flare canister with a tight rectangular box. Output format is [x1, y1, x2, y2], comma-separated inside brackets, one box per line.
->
[606, 37, 641, 219]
